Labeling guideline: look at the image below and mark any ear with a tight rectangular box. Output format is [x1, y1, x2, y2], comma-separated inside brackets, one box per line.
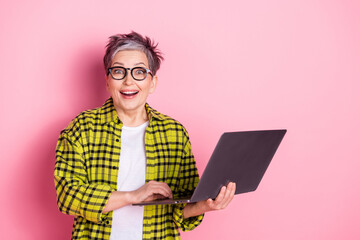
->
[105, 74, 110, 92]
[149, 75, 158, 94]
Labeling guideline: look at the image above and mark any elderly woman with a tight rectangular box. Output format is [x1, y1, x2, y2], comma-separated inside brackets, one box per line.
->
[54, 31, 236, 239]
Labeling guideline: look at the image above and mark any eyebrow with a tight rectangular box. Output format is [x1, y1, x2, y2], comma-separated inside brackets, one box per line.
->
[112, 62, 147, 67]
[134, 62, 147, 66]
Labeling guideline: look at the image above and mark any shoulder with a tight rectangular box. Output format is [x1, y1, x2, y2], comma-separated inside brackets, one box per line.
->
[147, 104, 190, 141]
[60, 105, 103, 140]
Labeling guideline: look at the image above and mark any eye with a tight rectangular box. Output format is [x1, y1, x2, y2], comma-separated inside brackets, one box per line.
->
[113, 68, 124, 74]
[135, 69, 146, 74]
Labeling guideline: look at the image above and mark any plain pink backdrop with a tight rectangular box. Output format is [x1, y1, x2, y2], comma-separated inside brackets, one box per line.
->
[1, 0, 359, 239]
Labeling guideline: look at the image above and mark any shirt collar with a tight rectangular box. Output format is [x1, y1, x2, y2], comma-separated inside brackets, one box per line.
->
[99, 97, 166, 124]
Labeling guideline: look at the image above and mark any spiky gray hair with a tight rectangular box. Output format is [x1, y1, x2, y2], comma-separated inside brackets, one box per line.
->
[103, 31, 164, 75]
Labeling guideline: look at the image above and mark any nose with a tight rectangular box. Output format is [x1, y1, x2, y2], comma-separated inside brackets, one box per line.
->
[123, 70, 136, 85]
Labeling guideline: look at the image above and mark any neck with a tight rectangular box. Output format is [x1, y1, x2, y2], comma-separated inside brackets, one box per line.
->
[115, 105, 149, 127]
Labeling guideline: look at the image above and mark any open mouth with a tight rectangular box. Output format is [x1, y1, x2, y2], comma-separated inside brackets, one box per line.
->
[120, 90, 139, 97]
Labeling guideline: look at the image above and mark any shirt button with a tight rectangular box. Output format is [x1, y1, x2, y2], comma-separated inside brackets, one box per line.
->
[112, 166, 117, 169]
[116, 139, 119, 142]
[106, 220, 110, 225]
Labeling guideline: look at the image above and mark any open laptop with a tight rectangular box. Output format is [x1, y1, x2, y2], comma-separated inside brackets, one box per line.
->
[133, 129, 287, 206]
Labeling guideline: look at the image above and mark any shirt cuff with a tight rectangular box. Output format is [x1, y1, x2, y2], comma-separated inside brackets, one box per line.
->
[172, 203, 204, 232]
[80, 184, 115, 223]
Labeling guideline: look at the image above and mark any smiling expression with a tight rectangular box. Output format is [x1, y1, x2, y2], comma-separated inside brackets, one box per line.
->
[106, 50, 157, 115]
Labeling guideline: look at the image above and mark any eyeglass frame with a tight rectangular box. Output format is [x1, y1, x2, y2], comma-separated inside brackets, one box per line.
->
[107, 66, 153, 81]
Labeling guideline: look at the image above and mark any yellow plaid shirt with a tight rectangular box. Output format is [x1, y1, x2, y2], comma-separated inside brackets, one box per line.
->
[54, 97, 204, 239]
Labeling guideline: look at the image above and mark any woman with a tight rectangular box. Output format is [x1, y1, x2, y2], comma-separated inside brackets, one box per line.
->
[54, 31, 236, 239]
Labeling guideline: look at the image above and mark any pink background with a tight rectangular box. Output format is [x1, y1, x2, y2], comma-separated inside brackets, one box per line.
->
[1, 0, 359, 239]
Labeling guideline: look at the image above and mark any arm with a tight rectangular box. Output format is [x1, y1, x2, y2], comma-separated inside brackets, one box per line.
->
[103, 181, 173, 213]
[102, 191, 132, 213]
[172, 136, 204, 231]
[54, 131, 114, 223]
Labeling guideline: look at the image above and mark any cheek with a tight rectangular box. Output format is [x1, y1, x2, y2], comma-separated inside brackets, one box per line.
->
[143, 83, 153, 93]
[107, 81, 120, 92]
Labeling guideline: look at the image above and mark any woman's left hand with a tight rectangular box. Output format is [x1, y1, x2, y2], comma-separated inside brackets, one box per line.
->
[201, 182, 236, 212]
[183, 182, 236, 219]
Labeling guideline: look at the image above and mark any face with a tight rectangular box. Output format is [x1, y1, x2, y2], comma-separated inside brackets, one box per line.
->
[106, 50, 157, 114]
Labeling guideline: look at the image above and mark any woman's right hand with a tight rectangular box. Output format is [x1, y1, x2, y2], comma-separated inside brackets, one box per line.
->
[130, 181, 173, 204]
[103, 181, 173, 213]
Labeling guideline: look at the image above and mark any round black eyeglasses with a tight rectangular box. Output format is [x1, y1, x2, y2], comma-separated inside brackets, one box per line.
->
[107, 66, 153, 81]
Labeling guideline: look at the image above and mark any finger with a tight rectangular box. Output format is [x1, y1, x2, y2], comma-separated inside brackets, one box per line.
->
[152, 193, 168, 200]
[218, 184, 233, 208]
[144, 194, 158, 201]
[206, 198, 215, 210]
[143, 191, 169, 202]
[152, 181, 172, 194]
[160, 182, 173, 198]
[156, 182, 173, 198]
[222, 182, 236, 208]
[148, 182, 173, 198]
[231, 182, 236, 196]
[149, 187, 171, 199]
[213, 186, 226, 205]
[144, 193, 170, 202]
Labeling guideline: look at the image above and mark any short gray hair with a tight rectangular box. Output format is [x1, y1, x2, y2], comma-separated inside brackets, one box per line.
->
[103, 31, 164, 75]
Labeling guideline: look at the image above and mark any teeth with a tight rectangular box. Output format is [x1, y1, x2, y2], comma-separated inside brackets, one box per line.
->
[121, 91, 138, 95]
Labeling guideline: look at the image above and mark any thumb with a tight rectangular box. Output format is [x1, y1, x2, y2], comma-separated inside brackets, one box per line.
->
[206, 198, 214, 208]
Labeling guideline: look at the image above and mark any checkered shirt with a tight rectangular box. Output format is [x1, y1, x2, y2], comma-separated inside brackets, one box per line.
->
[54, 97, 204, 239]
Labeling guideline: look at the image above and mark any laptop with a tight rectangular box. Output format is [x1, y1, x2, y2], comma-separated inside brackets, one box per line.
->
[133, 129, 287, 206]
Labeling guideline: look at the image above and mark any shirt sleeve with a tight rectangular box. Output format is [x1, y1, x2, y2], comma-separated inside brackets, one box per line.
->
[172, 134, 204, 231]
[54, 129, 114, 224]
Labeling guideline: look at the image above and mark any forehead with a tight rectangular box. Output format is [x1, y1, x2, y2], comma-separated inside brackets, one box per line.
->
[111, 50, 149, 66]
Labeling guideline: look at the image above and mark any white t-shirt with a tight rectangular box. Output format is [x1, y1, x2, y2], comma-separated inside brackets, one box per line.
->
[110, 121, 149, 240]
